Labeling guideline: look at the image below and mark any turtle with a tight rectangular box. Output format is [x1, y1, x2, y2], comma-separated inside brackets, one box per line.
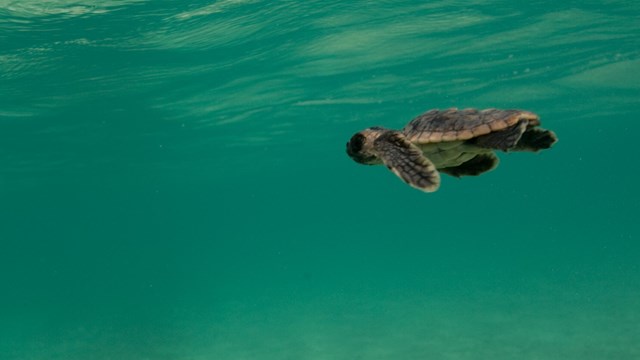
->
[345, 108, 557, 192]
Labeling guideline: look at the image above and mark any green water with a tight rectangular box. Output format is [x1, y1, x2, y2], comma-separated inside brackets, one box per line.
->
[1, 1, 639, 359]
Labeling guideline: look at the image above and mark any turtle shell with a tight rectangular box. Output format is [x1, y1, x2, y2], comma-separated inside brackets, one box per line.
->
[402, 108, 540, 144]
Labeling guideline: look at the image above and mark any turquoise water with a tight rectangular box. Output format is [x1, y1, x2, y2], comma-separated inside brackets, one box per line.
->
[1, 1, 639, 358]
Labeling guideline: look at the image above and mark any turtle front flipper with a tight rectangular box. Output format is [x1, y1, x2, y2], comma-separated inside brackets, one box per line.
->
[440, 153, 499, 178]
[374, 131, 440, 192]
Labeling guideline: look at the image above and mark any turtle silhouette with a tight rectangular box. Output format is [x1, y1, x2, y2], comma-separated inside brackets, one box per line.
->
[346, 108, 557, 192]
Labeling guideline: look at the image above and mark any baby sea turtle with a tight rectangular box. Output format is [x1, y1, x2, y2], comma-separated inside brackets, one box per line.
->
[346, 108, 557, 192]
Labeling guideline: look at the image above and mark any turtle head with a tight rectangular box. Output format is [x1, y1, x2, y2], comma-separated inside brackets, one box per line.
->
[346, 127, 388, 165]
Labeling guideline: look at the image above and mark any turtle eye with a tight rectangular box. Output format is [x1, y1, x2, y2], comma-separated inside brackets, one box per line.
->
[348, 133, 366, 153]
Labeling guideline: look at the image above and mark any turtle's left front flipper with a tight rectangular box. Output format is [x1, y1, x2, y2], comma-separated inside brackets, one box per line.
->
[374, 131, 440, 192]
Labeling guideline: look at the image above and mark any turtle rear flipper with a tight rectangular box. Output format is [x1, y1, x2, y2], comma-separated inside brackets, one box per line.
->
[513, 128, 558, 152]
[374, 131, 440, 192]
[441, 153, 499, 178]
[472, 119, 528, 151]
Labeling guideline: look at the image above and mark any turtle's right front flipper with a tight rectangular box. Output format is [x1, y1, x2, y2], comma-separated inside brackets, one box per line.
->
[374, 131, 440, 192]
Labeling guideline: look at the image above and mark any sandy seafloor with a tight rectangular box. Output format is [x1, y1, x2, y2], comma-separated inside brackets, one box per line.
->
[1, 1, 639, 359]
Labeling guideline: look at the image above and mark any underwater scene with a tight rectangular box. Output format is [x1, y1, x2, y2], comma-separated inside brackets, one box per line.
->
[1, 1, 639, 359]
